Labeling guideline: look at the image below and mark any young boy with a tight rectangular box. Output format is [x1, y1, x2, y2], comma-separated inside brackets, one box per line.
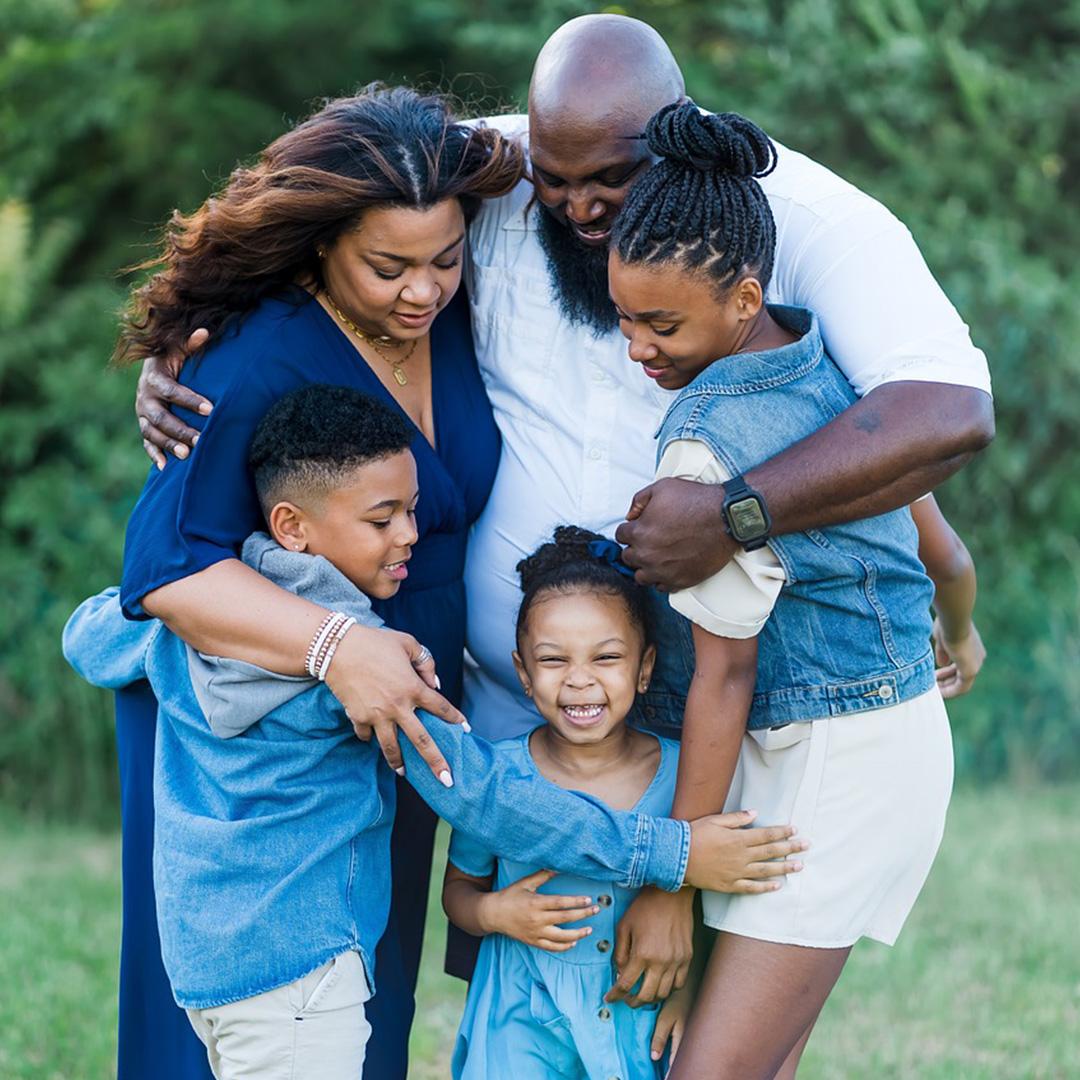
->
[64, 384, 419, 1079]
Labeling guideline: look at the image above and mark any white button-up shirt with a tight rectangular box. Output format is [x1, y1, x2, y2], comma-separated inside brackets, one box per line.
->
[463, 114, 991, 739]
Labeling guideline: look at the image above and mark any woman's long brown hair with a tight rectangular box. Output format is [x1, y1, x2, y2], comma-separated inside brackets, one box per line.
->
[115, 84, 524, 363]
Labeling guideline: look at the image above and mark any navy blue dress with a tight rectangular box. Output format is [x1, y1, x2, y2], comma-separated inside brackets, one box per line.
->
[118, 286, 499, 1080]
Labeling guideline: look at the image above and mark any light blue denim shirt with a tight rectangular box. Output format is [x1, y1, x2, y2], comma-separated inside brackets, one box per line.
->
[657, 306, 936, 728]
[63, 543, 689, 1008]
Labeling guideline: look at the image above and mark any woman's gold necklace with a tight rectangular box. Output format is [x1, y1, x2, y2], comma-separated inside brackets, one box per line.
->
[323, 291, 418, 386]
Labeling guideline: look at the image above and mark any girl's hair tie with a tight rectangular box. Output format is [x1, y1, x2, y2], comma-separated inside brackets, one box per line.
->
[587, 538, 636, 580]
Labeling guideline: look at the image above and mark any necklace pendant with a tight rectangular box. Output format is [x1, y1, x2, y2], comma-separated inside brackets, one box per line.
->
[392, 367, 409, 386]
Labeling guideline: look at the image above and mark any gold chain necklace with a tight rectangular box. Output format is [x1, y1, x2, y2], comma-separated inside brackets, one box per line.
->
[323, 291, 418, 386]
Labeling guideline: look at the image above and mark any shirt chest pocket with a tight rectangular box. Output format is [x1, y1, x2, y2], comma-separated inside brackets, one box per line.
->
[469, 258, 559, 429]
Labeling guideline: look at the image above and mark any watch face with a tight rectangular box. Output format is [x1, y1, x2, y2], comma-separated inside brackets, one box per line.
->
[729, 496, 768, 541]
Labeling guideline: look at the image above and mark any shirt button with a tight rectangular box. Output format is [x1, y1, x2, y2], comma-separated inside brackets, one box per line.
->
[879, 684, 894, 700]
[596, 938, 611, 953]
[598, 1006, 612, 1021]
[588, 447, 603, 460]
[591, 368, 605, 382]
[597, 894, 613, 907]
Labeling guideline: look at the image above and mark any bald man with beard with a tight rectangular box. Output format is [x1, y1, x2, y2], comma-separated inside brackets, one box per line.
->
[136, 14, 993, 1077]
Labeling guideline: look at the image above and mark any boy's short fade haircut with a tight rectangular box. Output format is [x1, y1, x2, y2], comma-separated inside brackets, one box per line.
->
[248, 383, 412, 516]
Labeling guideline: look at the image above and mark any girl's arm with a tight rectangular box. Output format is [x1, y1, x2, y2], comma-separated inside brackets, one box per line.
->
[144, 560, 464, 777]
[442, 863, 597, 952]
[608, 628, 803, 1006]
[910, 495, 985, 697]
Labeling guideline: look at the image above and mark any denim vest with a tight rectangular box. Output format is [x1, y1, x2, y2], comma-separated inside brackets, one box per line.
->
[656, 306, 935, 729]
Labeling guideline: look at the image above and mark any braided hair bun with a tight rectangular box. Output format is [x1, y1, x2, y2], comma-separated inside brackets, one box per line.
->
[645, 102, 777, 179]
[515, 525, 653, 647]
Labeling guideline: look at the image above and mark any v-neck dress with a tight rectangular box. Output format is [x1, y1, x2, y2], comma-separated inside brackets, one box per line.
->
[449, 731, 679, 1080]
[121, 285, 498, 706]
[116, 285, 499, 1080]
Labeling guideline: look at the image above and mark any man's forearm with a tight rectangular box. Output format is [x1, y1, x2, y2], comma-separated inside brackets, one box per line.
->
[747, 383, 993, 534]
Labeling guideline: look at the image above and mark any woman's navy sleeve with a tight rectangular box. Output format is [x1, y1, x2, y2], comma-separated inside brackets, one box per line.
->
[120, 312, 310, 618]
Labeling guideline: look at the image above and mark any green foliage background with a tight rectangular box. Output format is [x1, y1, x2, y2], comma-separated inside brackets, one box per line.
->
[2, 0, 1077, 822]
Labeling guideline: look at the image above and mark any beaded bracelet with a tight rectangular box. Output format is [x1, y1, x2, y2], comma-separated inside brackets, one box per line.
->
[305, 612, 349, 679]
[317, 616, 357, 682]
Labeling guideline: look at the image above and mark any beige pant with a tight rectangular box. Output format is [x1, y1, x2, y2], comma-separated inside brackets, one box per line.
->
[186, 950, 372, 1080]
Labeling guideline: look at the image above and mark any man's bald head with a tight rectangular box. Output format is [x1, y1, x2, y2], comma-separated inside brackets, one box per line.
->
[528, 14, 685, 135]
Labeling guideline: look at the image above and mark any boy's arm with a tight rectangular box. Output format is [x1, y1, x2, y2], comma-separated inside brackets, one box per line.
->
[62, 588, 160, 689]
[911, 495, 985, 697]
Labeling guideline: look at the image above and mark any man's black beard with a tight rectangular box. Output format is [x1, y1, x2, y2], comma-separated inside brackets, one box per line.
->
[535, 207, 619, 336]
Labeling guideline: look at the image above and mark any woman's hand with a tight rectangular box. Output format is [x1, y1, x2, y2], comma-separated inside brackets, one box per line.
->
[933, 617, 986, 698]
[324, 624, 468, 783]
[606, 886, 695, 1007]
[684, 809, 807, 893]
[478, 869, 598, 952]
[135, 329, 214, 469]
[650, 980, 695, 1072]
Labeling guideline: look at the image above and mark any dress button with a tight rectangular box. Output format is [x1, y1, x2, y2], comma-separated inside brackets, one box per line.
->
[879, 683, 894, 700]
[597, 894, 613, 907]
[598, 1006, 612, 1021]
[596, 938, 611, 953]
[588, 447, 603, 460]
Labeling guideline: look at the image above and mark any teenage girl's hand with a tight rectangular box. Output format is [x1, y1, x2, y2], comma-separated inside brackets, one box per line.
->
[479, 869, 599, 952]
[684, 810, 808, 893]
[606, 886, 694, 1006]
[650, 981, 695, 1072]
[135, 329, 214, 469]
[933, 617, 986, 698]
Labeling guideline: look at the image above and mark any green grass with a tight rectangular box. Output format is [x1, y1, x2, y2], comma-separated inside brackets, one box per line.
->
[2, 786, 1077, 1078]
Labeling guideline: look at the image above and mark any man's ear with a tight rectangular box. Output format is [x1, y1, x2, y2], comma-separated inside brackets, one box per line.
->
[268, 501, 310, 552]
[512, 650, 532, 696]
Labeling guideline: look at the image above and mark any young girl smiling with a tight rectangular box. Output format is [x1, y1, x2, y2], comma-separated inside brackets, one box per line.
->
[443, 526, 804, 1079]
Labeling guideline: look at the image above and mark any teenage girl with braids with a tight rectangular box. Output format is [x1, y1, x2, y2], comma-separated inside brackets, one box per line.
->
[607, 102, 984, 1078]
[443, 526, 804, 1080]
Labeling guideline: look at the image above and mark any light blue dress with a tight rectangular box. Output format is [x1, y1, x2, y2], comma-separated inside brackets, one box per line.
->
[450, 730, 680, 1080]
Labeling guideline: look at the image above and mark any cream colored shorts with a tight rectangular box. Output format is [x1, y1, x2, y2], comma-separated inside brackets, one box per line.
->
[704, 688, 953, 948]
[186, 950, 372, 1080]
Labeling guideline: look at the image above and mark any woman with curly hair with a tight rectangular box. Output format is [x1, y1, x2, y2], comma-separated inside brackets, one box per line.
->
[112, 83, 524, 1079]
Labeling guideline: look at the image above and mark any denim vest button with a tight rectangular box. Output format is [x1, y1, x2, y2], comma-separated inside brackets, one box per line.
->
[598, 1006, 612, 1021]
[879, 683, 894, 699]
[597, 893, 613, 907]
[597, 938, 611, 952]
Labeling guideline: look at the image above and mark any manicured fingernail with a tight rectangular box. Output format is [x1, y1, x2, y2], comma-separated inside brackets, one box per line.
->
[434, 675, 442, 690]
[156, 460, 164, 471]
[461, 720, 472, 733]
[173, 445, 188, 459]
[199, 403, 212, 415]
[394, 766, 405, 777]
[651, 1051, 661, 1061]
[439, 769, 454, 788]
[191, 433, 199, 445]
[792, 861, 804, 871]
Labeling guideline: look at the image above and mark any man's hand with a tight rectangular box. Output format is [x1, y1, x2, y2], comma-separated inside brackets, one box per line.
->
[684, 810, 807, 892]
[615, 478, 736, 591]
[606, 886, 695, 1007]
[478, 869, 598, 951]
[135, 329, 214, 469]
[323, 625, 468, 784]
[933, 618, 986, 698]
